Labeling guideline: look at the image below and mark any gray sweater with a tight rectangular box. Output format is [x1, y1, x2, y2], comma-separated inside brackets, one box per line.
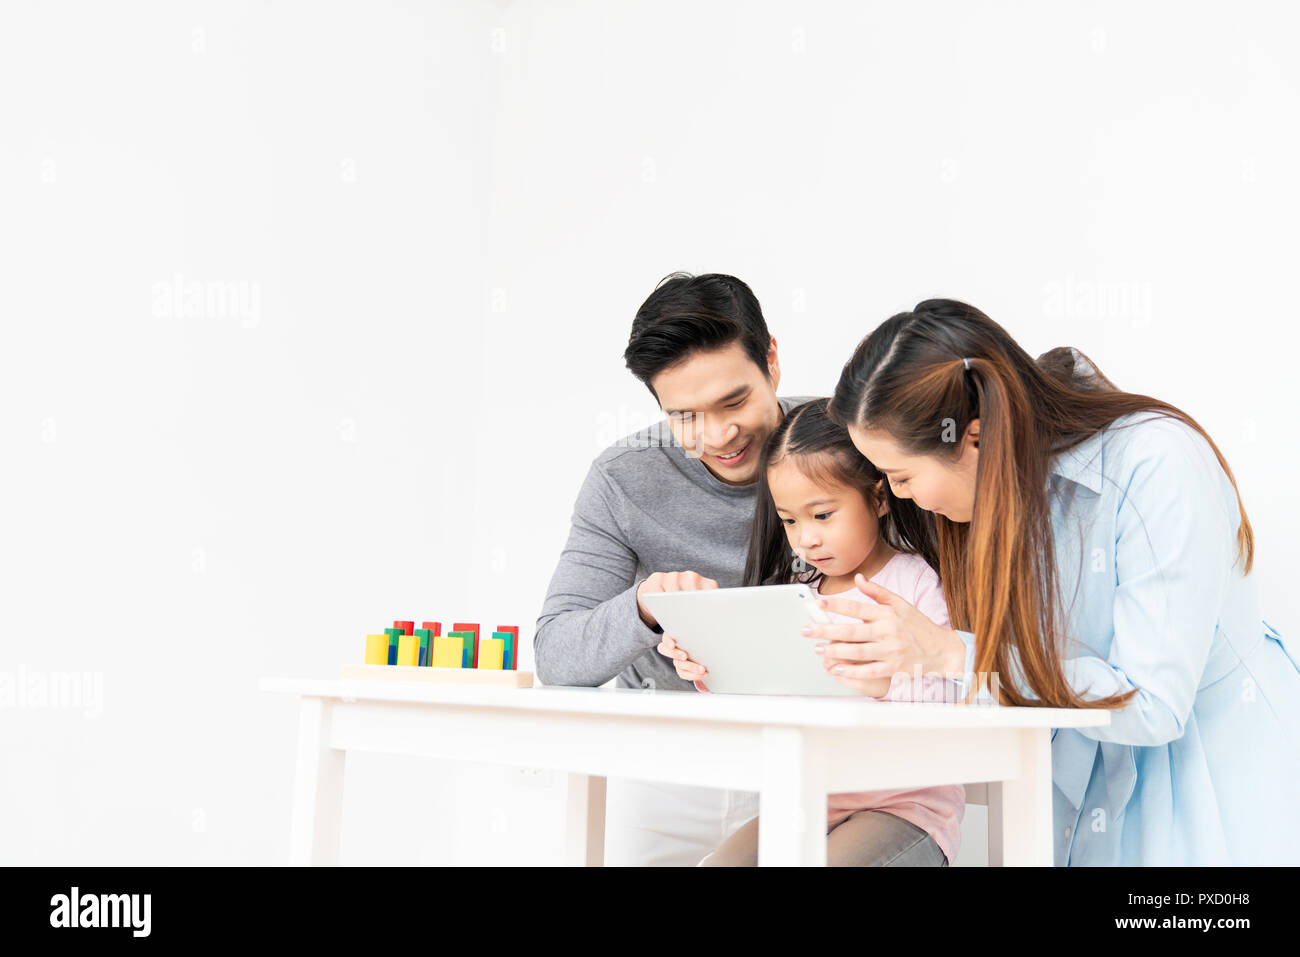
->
[534, 394, 818, 690]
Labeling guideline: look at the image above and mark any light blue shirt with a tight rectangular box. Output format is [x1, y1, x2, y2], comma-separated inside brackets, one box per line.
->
[954, 411, 1300, 865]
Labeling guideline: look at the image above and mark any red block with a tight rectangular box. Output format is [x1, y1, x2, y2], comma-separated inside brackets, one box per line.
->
[453, 622, 480, 668]
[496, 625, 519, 670]
[394, 620, 415, 636]
[420, 621, 442, 637]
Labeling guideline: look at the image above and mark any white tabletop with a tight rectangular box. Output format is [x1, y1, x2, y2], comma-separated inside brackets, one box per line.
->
[260, 677, 1111, 730]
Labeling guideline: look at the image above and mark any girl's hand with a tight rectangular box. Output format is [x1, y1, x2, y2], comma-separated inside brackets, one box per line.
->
[657, 634, 711, 692]
[804, 575, 966, 696]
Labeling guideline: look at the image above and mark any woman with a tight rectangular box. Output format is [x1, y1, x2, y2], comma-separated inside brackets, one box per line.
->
[806, 298, 1300, 865]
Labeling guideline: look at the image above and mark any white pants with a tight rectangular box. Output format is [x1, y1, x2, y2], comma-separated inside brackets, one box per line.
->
[603, 777, 760, 866]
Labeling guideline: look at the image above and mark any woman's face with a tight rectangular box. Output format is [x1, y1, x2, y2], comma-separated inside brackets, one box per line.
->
[766, 457, 887, 578]
[847, 421, 981, 523]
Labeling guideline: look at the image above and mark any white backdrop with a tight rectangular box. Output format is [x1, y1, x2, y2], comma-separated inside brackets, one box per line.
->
[1, 0, 1295, 865]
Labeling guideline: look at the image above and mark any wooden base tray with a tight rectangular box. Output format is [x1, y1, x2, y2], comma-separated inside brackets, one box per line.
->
[340, 664, 534, 687]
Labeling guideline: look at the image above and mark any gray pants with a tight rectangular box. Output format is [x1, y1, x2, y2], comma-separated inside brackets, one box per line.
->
[698, 809, 949, 866]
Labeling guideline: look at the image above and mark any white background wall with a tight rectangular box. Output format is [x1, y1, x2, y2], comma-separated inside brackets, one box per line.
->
[1, 0, 1295, 865]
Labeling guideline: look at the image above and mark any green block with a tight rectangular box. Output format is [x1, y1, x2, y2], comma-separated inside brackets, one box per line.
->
[384, 627, 403, 665]
[492, 631, 515, 670]
[413, 628, 433, 667]
[448, 630, 475, 669]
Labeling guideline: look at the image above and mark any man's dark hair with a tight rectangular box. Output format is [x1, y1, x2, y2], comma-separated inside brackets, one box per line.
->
[623, 272, 772, 401]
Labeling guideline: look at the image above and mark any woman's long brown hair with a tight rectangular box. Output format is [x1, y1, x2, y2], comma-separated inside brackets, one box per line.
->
[828, 300, 1254, 708]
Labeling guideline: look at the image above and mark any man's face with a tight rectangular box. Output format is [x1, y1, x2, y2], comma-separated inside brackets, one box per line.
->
[650, 338, 782, 487]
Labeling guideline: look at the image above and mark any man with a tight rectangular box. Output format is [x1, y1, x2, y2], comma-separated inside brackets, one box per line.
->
[534, 271, 816, 865]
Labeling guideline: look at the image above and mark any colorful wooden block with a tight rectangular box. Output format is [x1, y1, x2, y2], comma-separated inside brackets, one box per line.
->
[367, 620, 515, 670]
[491, 631, 515, 671]
[397, 633, 419, 666]
[453, 623, 480, 668]
[447, 630, 476, 669]
[364, 633, 389, 665]
[478, 638, 505, 670]
[384, 627, 404, 665]
[414, 628, 433, 666]
[432, 635, 464, 668]
[496, 625, 519, 670]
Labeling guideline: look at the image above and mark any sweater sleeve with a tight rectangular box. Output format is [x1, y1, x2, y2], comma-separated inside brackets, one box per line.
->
[532, 458, 666, 687]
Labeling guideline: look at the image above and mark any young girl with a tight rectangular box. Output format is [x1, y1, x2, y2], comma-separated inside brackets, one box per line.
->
[658, 398, 965, 866]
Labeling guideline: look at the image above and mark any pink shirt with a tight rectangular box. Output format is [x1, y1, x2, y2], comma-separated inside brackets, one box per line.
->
[813, 551, 965, 865]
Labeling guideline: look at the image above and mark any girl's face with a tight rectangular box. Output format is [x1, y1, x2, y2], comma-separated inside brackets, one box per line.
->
[846, 421, 980, 523]
[767, 456, 887, 578]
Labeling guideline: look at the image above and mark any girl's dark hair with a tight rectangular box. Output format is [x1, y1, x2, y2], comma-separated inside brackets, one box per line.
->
[742, 398, 937, 588]
[828, 298, 1254, 709]
[623, 272, 772, 401]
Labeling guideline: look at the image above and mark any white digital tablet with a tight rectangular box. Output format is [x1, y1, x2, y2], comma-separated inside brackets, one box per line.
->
[640, 583, 858, 696]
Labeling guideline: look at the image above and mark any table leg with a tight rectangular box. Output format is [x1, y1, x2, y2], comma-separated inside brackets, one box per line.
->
[996, 727, 1052, 866]
[985, 781, 1005, 867]
[564, 773, 606, 866]
[289, 696, 346, 866]
[758, 727, 827, 866]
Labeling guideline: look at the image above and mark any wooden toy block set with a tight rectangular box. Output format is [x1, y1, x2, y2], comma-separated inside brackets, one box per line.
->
[340, 620, 534, 687]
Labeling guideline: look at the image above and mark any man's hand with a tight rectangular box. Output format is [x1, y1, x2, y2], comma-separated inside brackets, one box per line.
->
[635, 570, 719, 629]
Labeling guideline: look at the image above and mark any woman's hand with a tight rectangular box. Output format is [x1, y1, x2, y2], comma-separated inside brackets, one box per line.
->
[657, 634, 711, 692]
[804, 575, 966, 696]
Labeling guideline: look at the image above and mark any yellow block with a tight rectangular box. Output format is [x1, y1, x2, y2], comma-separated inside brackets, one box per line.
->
[432, 635, 464, 668]
[397, 632, 418, 666]
[477, 638, 504, 670]
[364, 633, 389, 665]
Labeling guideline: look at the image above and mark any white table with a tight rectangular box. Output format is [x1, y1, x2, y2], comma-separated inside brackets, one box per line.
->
[259, 678, 1109, 866]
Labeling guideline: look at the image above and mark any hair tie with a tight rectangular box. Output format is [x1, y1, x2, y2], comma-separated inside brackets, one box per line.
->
[962, 357, 971, 370]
